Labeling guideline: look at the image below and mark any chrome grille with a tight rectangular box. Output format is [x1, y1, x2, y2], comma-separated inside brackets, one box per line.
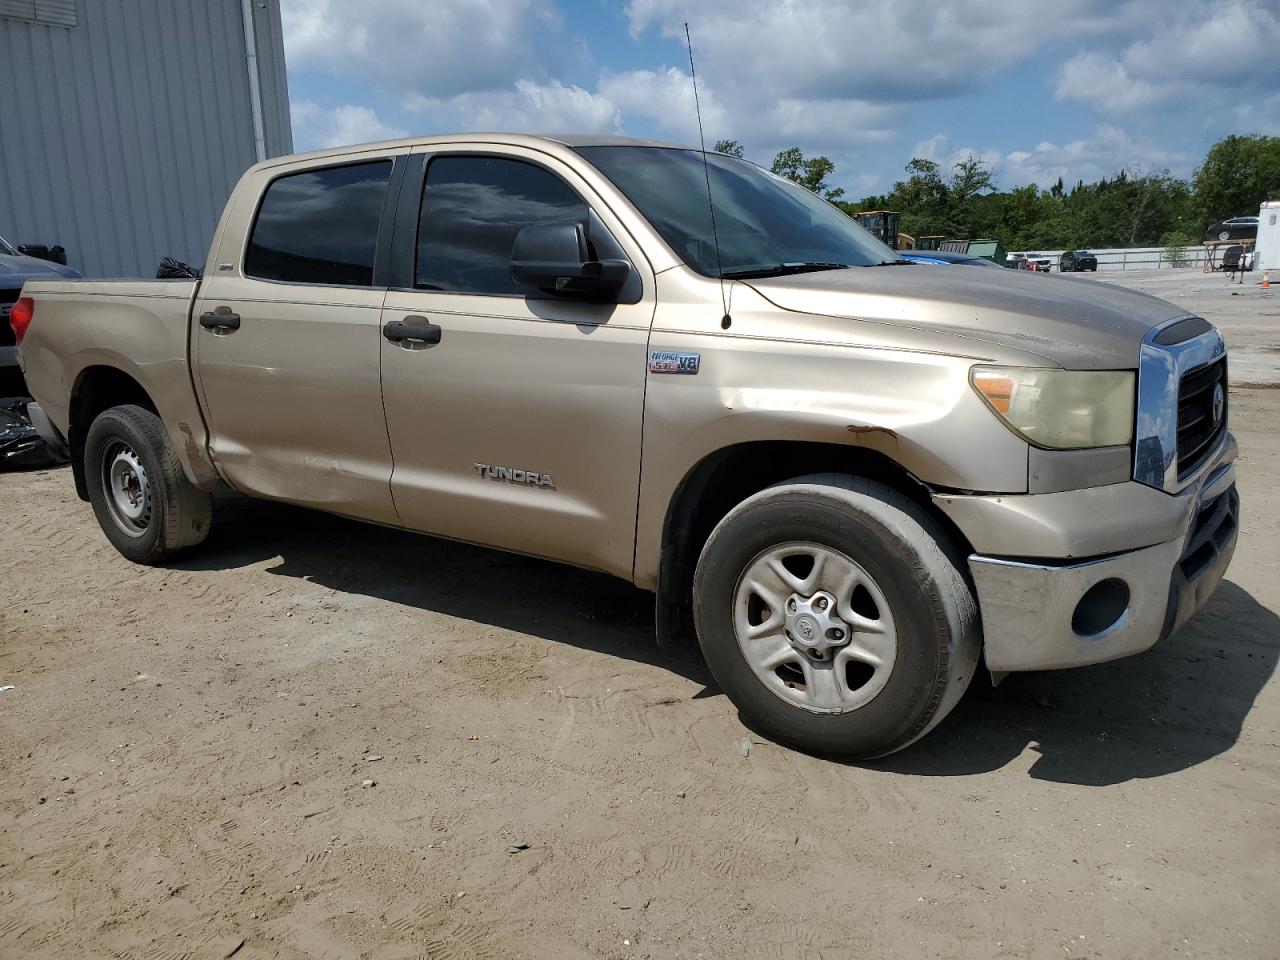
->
[1135, 317, 1228, 492]
[1176, 357, 1227, 481]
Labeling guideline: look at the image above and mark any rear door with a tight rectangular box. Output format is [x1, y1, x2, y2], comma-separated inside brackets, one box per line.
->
[378, 145, 655, 577]
[192, 150, 408, 524]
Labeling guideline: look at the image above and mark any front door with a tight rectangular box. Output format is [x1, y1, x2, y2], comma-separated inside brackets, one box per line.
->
[193, 153, 406, 524]
[379, 146, 655, 577]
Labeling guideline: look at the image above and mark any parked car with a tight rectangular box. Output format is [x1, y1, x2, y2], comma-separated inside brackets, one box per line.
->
[13, 134, 1238, 760]
[900, 250, 1003, 268]
[1006, 252, 1051, 272]
[1206, 217, 1259, 242]
[2, 233, 81, 377]
[1059, 250, 1098, 272]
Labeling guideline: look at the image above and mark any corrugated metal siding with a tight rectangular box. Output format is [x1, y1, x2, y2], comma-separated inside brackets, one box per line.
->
[0, 0, 77, 28]
[0, 0, 291, 278]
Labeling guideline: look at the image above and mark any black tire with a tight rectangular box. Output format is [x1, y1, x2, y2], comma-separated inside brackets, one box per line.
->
[692, 475, 980, 760]
[84, 404, 212, 564]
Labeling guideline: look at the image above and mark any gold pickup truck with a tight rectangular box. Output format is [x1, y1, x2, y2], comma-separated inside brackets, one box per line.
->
[13, 134, 1238, 758]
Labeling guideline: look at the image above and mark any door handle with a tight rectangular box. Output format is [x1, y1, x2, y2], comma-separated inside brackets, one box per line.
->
[383, 316, 442, 346]
[199, 310, 241, 332]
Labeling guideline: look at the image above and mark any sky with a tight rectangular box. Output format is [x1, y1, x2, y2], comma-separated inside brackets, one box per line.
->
[281, 0, 1280, 200]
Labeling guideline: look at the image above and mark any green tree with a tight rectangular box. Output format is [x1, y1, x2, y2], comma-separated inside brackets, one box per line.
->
[770, 146, 844, 201]
[1160, 229, 1198, 267]
[1193, 134, 1280, 227]
[712, 139, 745, 158]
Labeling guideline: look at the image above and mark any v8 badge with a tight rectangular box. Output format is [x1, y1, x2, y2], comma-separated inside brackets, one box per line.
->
[649, 351, 701, 375]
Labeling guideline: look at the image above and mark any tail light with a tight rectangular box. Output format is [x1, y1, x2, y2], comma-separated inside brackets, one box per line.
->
[9, 296, 33, 344]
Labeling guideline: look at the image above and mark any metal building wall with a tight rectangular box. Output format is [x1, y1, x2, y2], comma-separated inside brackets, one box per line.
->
[0, 0, 292, 278]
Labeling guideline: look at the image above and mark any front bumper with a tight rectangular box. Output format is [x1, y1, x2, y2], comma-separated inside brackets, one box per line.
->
[935, 435, 1238, 672]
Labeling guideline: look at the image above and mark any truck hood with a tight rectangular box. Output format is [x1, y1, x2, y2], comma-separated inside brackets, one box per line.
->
[0, 255, 83, 285]
[745, 265, 1187, 369]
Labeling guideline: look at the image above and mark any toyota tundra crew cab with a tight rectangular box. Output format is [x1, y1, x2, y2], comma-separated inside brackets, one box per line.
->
[12, 134, 1238, 759]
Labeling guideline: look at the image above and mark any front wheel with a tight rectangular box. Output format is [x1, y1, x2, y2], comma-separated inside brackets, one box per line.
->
[84, 404, 212, 564]
[692, 476, 980, 760]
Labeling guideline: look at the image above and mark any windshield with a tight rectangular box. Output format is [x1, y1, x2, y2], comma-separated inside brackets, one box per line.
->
[0, 235, 16, 256]
[575, 146, 899, 277]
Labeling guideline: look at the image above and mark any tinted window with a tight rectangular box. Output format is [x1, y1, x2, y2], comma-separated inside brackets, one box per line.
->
[416, 156, 587, 295]
[245, 161, 392, 286]
[575, 146, 895, 276]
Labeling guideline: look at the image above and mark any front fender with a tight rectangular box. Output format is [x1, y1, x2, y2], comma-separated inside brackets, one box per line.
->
[632, 329, 1029, 589]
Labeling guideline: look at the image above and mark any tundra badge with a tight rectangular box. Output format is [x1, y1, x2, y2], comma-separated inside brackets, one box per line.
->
[472, 463, 555, 488]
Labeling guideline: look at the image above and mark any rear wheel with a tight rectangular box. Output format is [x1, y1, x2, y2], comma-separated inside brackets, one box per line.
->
[693, 475, 980, 760]
[84, 404, 211, 564]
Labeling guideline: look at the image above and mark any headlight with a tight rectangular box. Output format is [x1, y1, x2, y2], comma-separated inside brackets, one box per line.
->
[971, 366, 1135, 449]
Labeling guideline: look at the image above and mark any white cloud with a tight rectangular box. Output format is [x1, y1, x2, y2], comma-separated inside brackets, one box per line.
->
[907, 128, 1192, 190]
[278, 0, 1269, 198]
[1231, 92, 1280, 137]
[597, 68, 900, 164]
[626, 0, 1148, 103]
[910, 135, 1002, 177]
[282, 0, 562, 97]
[853, 172, 881, 193]
[404, 80, 621, 134]
[1055, 0, 1280, 113]
[597, 68, 726, 143]
[291, 101, 408, 150]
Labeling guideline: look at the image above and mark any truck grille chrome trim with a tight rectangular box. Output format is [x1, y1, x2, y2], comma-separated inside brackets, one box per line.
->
[1134, 316, 1227, 493]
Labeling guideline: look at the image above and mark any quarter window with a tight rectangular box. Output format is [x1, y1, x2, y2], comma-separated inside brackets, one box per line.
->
[245, 160, 392, 286]
[416, 156, 587, 295]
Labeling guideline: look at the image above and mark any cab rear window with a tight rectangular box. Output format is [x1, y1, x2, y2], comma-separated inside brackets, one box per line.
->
[245, 161, 391, 286]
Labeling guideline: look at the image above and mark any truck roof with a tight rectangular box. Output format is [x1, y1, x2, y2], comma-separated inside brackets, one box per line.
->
[260, 132, 696, 170]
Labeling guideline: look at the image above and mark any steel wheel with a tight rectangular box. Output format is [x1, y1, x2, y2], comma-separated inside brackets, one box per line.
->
[99, 438, 152, 537]
[733, 541, 897, 714]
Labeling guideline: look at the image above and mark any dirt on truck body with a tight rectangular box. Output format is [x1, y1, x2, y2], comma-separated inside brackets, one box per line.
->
[13, 133, 1238, 759]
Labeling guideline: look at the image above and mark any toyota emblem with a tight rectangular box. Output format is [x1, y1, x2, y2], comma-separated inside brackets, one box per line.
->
[1212, 383, 1225, 426]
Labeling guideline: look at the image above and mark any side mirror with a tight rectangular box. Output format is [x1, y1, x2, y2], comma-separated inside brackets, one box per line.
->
[510, 222, 630, 299]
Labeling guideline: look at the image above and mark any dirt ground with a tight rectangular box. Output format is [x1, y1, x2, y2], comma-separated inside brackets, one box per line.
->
[2, 269, 1277, 960]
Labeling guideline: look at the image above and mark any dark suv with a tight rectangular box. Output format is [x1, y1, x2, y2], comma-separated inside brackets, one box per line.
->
[1059, 250, 1098, 272]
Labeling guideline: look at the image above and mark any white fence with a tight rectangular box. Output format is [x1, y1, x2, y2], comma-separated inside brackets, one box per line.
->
[1007, 246, 1213, 272]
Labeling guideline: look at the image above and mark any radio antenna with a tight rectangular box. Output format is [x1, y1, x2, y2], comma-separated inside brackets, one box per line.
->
[684, 22, 729, 327]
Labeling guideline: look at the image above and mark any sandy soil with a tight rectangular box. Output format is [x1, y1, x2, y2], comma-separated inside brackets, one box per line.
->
[2, 269, 1277, 959]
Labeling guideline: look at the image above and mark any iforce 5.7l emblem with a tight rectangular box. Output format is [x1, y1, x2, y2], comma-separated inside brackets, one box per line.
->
[649, 351, 700, 375]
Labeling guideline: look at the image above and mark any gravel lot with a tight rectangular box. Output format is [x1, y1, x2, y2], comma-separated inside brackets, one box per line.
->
[2, 269, 1277, 959]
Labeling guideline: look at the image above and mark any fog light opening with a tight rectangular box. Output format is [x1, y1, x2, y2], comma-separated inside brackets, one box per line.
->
[1071, 578, 1130, 638]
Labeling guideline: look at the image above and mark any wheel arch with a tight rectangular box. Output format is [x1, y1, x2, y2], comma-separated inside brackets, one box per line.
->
[67, 366, 160, 501]
[650, 439, 976, 653]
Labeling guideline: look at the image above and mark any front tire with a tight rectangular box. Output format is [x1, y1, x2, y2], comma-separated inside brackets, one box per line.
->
[84, 404, 211, 564]
[692, 475, 980, 760]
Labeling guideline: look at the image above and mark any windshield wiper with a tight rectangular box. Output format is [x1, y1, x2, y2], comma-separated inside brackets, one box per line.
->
[721, 261, 849, 279]
[866, 259, 916, 266]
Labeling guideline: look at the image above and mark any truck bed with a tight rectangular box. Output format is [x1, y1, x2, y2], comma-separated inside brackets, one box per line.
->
[17, 277, 213, 487]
